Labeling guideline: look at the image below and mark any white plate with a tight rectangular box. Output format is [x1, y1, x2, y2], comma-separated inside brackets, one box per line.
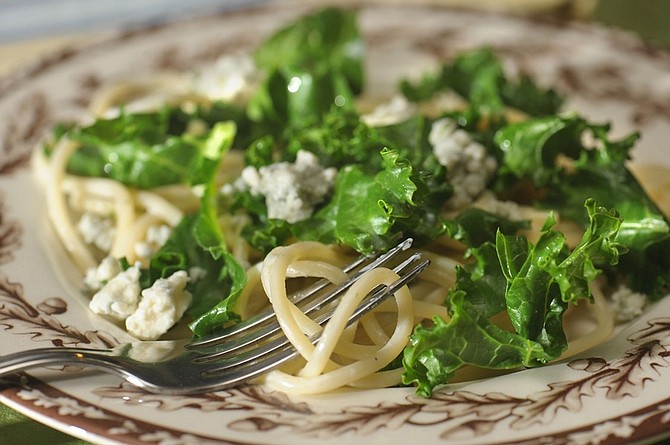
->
[2, 2, 670, 444]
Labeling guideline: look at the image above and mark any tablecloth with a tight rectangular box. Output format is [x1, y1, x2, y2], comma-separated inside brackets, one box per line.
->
[0, 402, 89, 445]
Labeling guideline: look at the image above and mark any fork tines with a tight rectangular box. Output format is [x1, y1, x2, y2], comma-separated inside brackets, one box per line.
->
[188, 238, 428, 372]
[198, 247, 431, 383]
[188, 238, 416, 352]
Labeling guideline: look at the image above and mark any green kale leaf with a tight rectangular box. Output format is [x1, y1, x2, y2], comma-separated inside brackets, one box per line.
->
[401, 48, 562, 118]
[402, 201, 623, 396]
[248, 7, 363, 129]
[56, 104, 248, 188]
[494, 113, 670, 297]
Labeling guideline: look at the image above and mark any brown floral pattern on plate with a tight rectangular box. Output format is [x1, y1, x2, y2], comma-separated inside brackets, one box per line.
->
[2, 3, 670, 444]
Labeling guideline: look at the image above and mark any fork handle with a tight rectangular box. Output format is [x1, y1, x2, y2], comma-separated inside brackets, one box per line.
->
[0, 347, 123, 378]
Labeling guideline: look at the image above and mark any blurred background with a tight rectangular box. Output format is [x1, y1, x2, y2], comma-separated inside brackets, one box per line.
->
[1, 0, 669, 444]
[1, 0, 669, 77]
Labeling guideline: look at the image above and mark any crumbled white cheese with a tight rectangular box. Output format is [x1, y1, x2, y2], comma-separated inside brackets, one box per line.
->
[473, 191, 525, 221]
[361, 95, 418, 127]
[191, 53, 260, 104]
[429, 118, 497, 210]
[125, 270, 192, 341]
[133, 242, 154, 262]
[88, 264, 142, 322]
[188, 266, 208, 283]
[147, 224, 172, 246]
[134, 224, 172, 261]
[83, 256, 123, 292]
[77, 212, 115, 252]
[126, 341, 178, 362]
[431, 90, 469, 112]
[609, 284, 647, 322]
[219, 182, 237, 197]
[241, 150, 337, 223]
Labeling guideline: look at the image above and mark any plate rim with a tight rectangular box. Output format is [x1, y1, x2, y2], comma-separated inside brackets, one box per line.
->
[2, 2, 670, 444]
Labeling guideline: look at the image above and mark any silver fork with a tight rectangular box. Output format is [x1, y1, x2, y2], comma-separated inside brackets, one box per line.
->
[0, 239, 429, 394]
